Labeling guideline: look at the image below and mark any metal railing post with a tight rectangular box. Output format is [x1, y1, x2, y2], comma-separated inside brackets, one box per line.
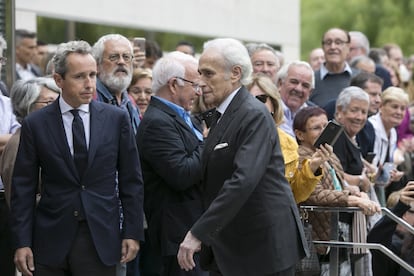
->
[329, 211, 339, 276]
[299, 205, 414, 275]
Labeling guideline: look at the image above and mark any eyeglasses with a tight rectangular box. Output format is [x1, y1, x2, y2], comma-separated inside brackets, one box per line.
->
[106, 53, 134, 63]
[255, 94, 269, 103]
[175, 76, 201, 93]
[322, 39, 349, 47]
[0, 57, 6, 65]
[34, 100, 55, 105]
[307, 125, 327, 132]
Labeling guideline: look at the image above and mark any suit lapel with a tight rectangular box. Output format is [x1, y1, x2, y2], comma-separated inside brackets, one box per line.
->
[202, 86, 249, 171]
[87, 101, 104, 169]
[150, 97, 195, 135]
[44, 100, 78, 178]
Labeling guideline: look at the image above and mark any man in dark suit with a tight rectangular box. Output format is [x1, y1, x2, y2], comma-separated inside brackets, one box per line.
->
[177, 38, 308, 276]
[136, 51, 206, 276]
[10, 40, 144, 276]
[15, 29, 43, 81]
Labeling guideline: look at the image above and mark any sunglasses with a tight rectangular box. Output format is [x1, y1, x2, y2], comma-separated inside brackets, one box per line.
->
[255, 94, 269, 103]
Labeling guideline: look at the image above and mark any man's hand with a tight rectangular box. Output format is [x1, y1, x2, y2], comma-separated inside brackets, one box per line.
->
[177, 231, 201, 271]
[120, 239, 140, 264]
[14, 247, 35, 276]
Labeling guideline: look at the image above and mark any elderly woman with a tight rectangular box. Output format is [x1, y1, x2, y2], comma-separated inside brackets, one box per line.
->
[332, 86, 378, 192]
[246, 74, 331, 203]
[294, 106, 380, 273]
[369, 87, 408, 202]
[330, 86, 383, 275]
[0, 77, 60, 206]
[127, 68, 153, 117]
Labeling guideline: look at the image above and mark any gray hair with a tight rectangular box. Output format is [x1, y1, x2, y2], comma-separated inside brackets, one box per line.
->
[203, 38, 252, 85]
[245, 43, 277, 58]
[349, 31, 370, 55]
[92, 34, 133, 65]
[276, 61, 315, 88]
[152, 51, 198, 94]
[53, 40, 93, 77]
[10, 77, 61, 122]
[15, 29, 36, 47]
[335, 86, 369, 113]
[349, 55, 375, 69]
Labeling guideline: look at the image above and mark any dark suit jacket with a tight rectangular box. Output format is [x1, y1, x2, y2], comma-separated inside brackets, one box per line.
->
[136, 96, 204, 256]
[10, 99, 144, 266]
[191, 87, 307, 275]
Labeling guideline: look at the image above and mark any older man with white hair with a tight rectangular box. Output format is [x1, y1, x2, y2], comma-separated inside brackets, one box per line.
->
[92, 34, 140, 134]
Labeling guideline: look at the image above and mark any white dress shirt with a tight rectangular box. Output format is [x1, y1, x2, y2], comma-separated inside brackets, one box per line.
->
[59, 97, 90, 156]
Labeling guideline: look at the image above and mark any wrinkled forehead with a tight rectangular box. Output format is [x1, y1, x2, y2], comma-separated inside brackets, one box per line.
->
[103, 39, 133, 54]
[323, 29, 348, 41]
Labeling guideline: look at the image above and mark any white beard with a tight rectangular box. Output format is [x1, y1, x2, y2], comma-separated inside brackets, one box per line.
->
[99, 67, 132, 92]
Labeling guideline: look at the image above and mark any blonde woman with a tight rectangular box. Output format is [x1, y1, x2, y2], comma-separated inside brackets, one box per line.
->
[247, 74, 331, 203]
[369, 86, 409, 204]
[127, 68, 153, 117]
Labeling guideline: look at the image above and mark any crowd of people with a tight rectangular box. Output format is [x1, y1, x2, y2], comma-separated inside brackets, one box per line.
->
[1, 26, 414, 276]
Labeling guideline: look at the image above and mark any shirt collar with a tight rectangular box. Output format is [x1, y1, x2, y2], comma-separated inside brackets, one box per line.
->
[319, 62, 352, 80]
[16, 63, 32, 71]
[59, 96, 89, 114]
[216, 86, 241, 115]
[154, 96, 187, 117]
[281, 99, 308, 119]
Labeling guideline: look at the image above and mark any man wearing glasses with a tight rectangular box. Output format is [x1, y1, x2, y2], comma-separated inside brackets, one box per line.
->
[92, 34, 141, 276]
[136, 51, 206, 276]
[309, 28, 359, 107]
[92, 34, 140, 134]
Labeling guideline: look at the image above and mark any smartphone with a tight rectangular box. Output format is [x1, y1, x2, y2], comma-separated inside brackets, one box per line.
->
[313, 120, 344, 148]
[133, 37, 146, 51]
[365, 152, 376, 163]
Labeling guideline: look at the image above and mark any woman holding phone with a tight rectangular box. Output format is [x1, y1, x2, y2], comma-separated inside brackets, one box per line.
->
[247, 74, 331, 203]
[294, 105, 381, 275]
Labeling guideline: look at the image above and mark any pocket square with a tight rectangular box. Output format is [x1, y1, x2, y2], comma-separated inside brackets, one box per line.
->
[214, 142, 228, 150]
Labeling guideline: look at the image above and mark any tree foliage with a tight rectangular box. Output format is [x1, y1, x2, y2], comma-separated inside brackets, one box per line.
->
[301, 0, 414, 60]
[37, 17, 210, 54]
[38, 1, 414, 59]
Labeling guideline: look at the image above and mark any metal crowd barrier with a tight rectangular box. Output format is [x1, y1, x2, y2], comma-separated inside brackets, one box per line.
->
[299, 206, 414, 276]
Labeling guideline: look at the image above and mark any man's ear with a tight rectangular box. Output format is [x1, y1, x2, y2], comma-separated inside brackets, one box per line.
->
[168, 78, 178, 95]
[277, 79, 283, 88]
[53, 73, 63, 89]
[231, 65, 242, 82]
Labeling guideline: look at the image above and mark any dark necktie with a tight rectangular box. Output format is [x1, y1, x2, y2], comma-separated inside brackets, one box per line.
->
[70, 109, 88, 179]
[209, 110, 221, 132]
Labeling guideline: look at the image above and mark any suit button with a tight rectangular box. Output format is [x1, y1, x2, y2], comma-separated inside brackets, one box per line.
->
[81, 185, 86, 190]
[73, 211, 79, 217]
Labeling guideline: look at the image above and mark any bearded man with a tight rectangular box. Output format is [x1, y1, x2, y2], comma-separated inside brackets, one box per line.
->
[92, 34, 140, 133]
